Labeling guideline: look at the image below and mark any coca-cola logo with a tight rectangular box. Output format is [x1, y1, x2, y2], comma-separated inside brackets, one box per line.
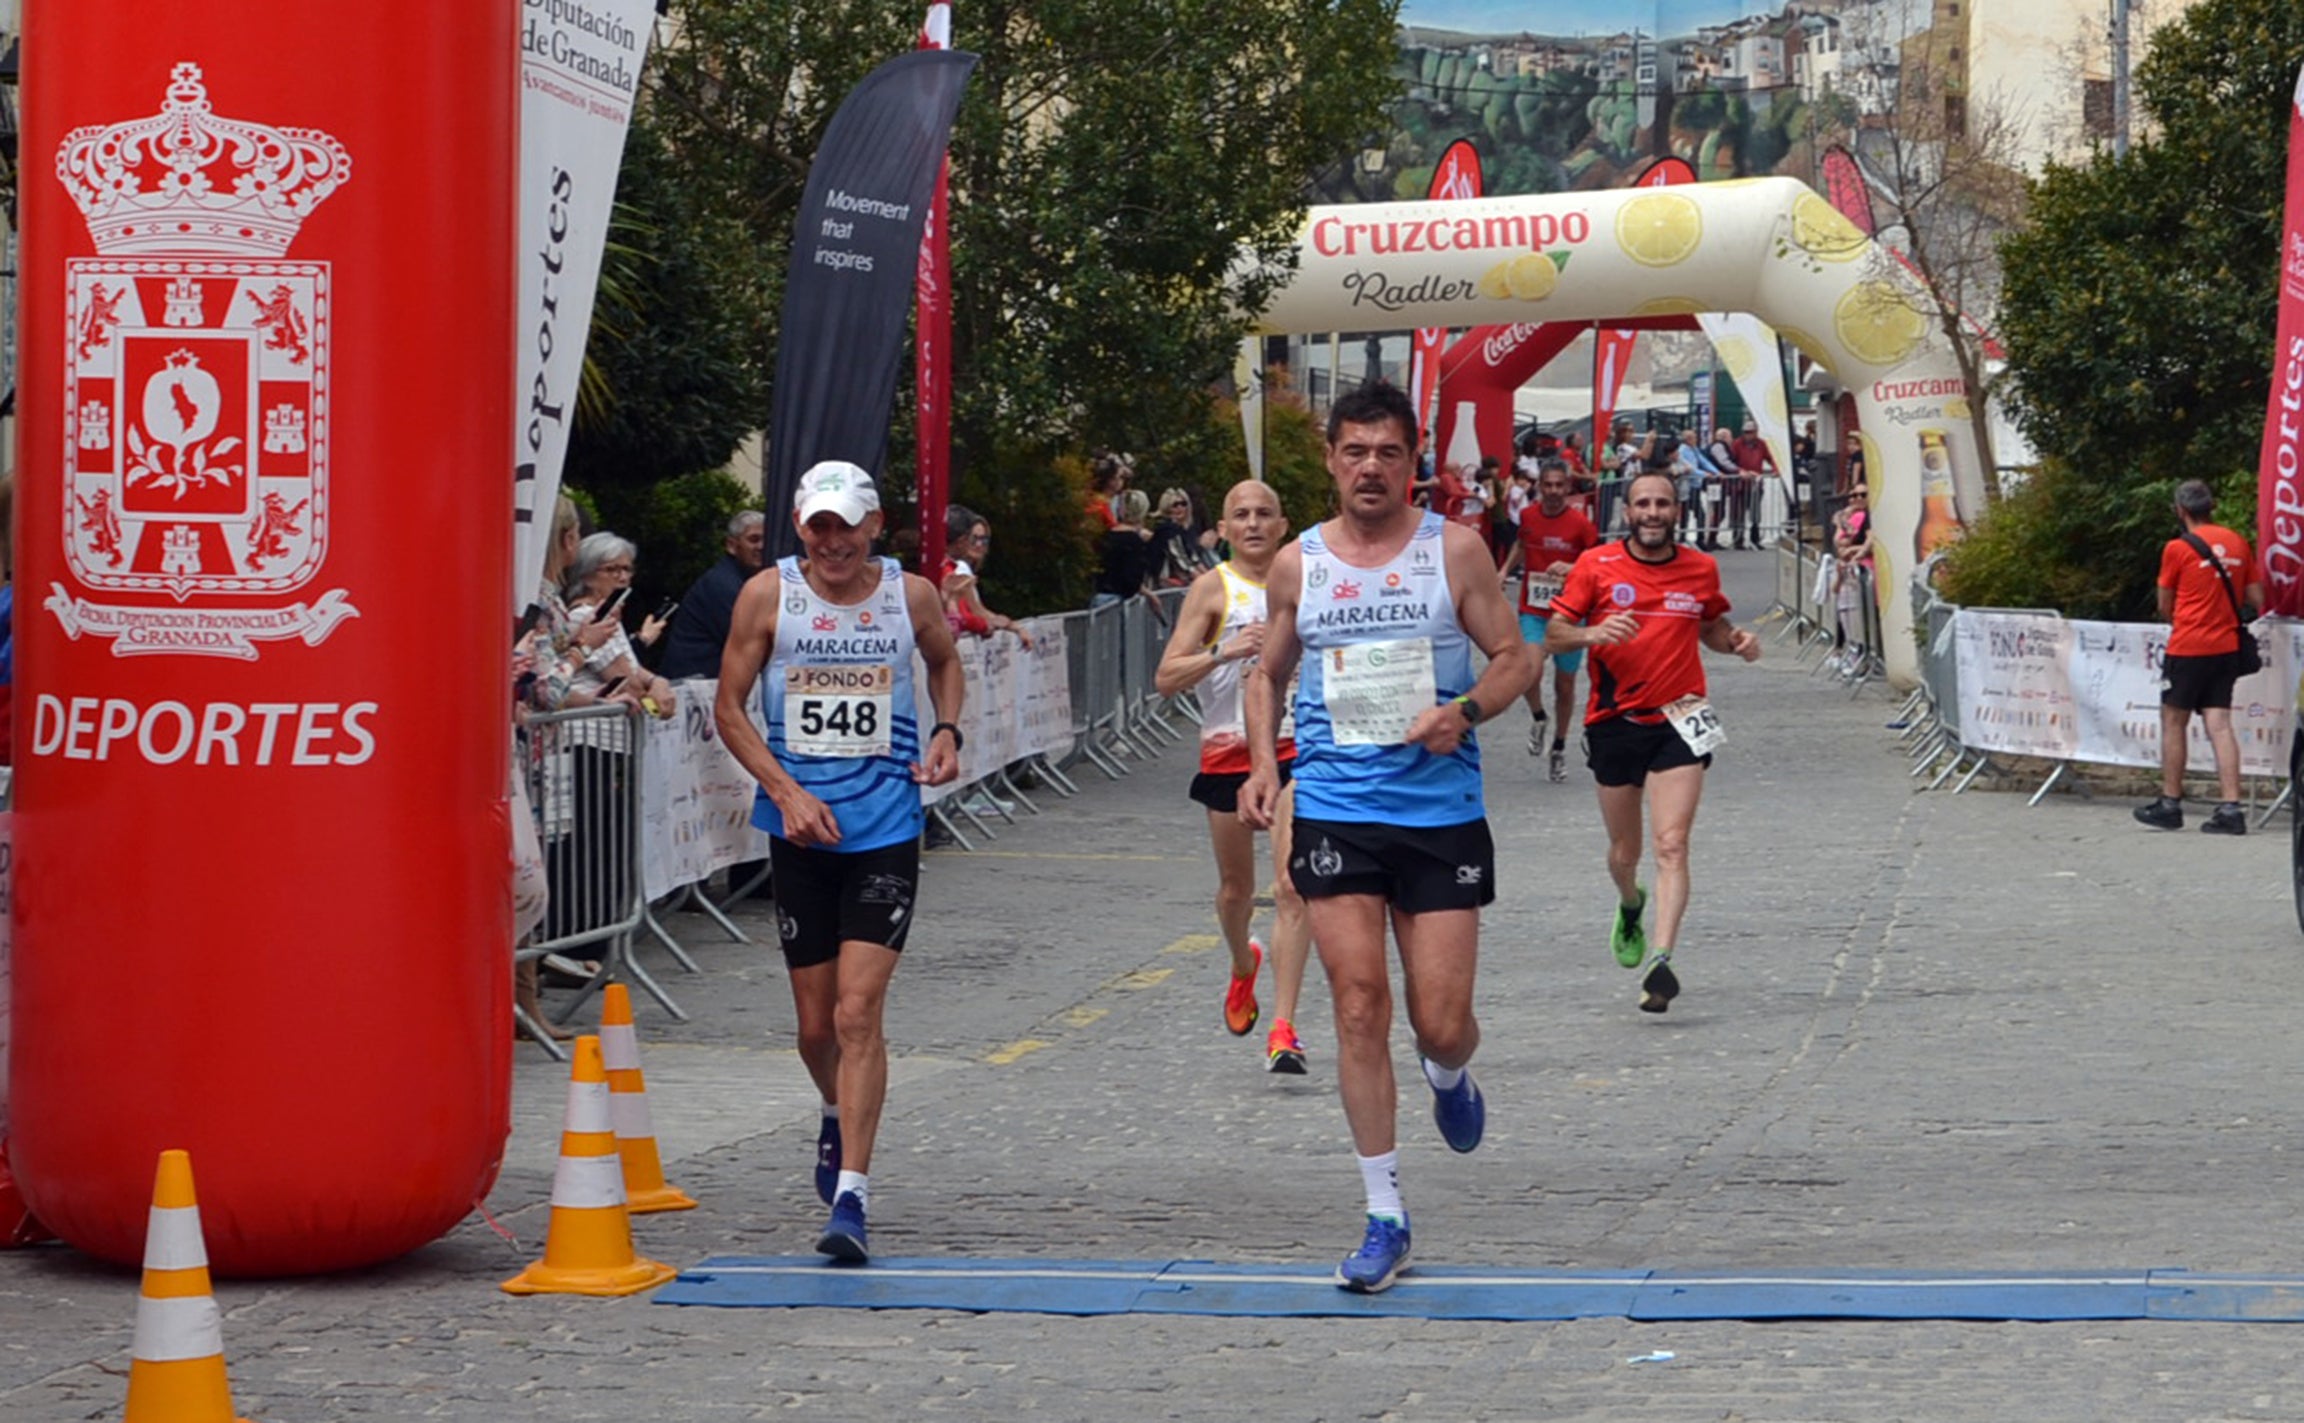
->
[1480, 323, 1543, 368]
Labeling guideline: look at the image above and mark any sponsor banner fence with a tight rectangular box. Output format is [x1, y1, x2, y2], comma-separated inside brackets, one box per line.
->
[634, 617, 1072, 899]
[1951, 608, 2297, 778]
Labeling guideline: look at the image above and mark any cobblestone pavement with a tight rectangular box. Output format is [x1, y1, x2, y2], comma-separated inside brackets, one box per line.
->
[6, 554, 2304, 1421]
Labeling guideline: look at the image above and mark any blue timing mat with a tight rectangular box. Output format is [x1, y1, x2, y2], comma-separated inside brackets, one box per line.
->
[655, 1258, 2304, 1322]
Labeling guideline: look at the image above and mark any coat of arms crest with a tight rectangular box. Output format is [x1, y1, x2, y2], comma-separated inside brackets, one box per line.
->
[49, 63, 357, 657]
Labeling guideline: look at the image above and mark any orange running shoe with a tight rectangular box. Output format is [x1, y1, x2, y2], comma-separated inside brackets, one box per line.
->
[1224, 938, 1263, 1036]
[1265, 1019, 1307, 1075]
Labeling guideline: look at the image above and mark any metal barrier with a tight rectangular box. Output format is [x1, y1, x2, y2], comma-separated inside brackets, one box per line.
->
[518, 702, 683, 1054]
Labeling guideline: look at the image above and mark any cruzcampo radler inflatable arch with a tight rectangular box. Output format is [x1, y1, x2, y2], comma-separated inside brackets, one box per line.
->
[8, 4, 517, 1273]
[1252, 176, 1980, 688]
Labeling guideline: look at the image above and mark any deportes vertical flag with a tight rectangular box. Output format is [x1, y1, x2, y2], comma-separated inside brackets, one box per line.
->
[512, 0, 657, 615]
[916, 3, 954, 580]
[1411, 139, 1482, 442]
[765, 49, 976, 558]
[2257, 63, 2304, 616]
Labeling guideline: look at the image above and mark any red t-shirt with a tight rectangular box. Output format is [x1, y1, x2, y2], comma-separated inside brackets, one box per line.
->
[1548, 541, 1731, 725]
[1730, 435, 1774, 474]
[2159, 524, 2257, 657]
[1515, 504, 1602, 614]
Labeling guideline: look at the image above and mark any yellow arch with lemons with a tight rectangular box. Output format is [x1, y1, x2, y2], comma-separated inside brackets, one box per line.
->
[1251, 176, 1975, 689]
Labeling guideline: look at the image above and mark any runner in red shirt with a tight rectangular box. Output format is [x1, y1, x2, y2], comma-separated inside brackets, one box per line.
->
[1545, 469, 1759, 1014]
[1498, 460, 1601, 782]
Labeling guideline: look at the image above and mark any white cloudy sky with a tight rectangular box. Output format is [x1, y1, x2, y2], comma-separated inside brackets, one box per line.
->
[1400, 2, 1769, 37]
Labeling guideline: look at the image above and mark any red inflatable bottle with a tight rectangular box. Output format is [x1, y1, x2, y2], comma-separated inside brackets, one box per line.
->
[9, 5, 516, 1273]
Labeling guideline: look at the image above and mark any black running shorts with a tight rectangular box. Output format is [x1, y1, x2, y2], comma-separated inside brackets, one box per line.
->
[767, 836, 920, 968]
[1188, 759, 1292, 814]
[1583, 715, 1711, 788]
[2160, 651, 2243, 712]
[1288, 816, 1496, 912]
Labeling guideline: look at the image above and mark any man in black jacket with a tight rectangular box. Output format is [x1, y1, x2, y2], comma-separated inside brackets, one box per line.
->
[660, 510, 766, 679]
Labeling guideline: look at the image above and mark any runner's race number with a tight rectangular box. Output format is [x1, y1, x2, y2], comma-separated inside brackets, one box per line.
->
[785, 665, 895, 757]
[1663, 694, 1725, 755]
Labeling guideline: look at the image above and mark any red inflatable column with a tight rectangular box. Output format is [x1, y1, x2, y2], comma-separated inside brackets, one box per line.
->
[11, 9, 517, 1272]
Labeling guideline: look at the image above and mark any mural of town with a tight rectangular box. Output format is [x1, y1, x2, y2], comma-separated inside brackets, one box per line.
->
[1324, 0, 1935, 202]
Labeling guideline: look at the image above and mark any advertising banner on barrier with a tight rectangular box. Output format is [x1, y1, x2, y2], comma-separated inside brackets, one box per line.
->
[1952, 611, 2073, 760]
[2257, 63, 2304, 617]
[1953, 609, 2295, 779]
[512, 0, 656, 612]
[645, 619, 1070, 837]
[637, 679, 772, 902]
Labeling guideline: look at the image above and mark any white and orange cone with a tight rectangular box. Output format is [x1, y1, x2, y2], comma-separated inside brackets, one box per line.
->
[599, 984, 697, 1215]
[124, 1149, 252, 1423]
[501, 1034, 678, 1297]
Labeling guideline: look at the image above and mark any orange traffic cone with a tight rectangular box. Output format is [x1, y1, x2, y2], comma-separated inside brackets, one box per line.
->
[599, 984, 698, 1214]
[124, 1149, 252, 1423]
[501, 1035, 678, 1297]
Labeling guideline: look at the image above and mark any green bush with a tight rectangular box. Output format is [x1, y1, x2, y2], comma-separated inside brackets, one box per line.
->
[952, 438, 1095, 617]
[1935, 458, 2257, 621]
[586, 469, 757, 614]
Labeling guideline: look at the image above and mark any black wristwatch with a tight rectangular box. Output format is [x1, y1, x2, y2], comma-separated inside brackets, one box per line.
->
[1451, 694, 1483, 726]
[931, 721, 964, 751]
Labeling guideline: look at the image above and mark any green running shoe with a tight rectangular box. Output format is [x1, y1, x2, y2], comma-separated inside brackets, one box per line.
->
[1611, 885, 1648, 969]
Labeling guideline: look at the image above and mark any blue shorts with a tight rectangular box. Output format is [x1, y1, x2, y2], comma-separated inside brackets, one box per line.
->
[1518, 612, 1584, 676]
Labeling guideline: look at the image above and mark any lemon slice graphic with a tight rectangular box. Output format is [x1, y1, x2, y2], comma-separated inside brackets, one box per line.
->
[1504, 252, 1559, 301]
[1789, 192, 1867, 263]
[1477, 260, 1513, 300]
[1616, 193, 1703, 268]
[1833, 280, 1929, 367]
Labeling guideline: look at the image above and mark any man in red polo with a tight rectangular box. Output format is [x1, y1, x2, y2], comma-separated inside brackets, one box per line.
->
[2134, 479, 2262, 835]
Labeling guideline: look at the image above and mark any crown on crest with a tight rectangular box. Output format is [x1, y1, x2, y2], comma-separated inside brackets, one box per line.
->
[56, 63, 351, 258]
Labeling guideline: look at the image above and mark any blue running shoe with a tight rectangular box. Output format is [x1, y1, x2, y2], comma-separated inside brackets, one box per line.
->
[1429, 1063, 1485, 1153]
[815, 1116, 841, 1206]
[816, 1191, 869, 1264]
[1335, 1214, 1412, 1294]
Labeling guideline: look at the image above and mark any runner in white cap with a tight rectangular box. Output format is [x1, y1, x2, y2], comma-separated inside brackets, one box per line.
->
[716, 459, 964, 1264]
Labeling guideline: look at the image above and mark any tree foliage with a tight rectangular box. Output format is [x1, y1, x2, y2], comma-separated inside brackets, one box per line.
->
[631, 0, 1401, 611]
[1973, 0, 2304, 614]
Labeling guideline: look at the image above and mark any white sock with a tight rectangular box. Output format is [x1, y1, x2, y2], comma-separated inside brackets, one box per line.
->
[1358, 1151, 1403, 1221]
[822, 1103, 840, 1121]
[835, 1170, 869, 1208]
[1421, 1058, 1465, 1093]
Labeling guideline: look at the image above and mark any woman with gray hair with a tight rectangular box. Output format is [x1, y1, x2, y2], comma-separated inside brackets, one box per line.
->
[566, 531, 673, 652]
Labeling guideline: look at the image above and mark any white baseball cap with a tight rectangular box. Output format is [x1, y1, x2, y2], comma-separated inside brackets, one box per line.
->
[794, 460, 880, 525]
